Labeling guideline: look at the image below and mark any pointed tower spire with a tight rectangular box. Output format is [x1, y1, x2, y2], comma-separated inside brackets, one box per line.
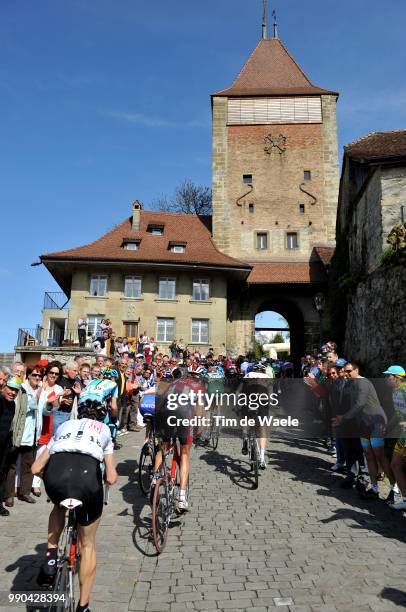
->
[272, 9, 279, 39]
[262, 0, 268, 39]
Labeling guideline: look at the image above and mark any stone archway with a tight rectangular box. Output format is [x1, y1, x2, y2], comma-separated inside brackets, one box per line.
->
[255, 299, 305, 366]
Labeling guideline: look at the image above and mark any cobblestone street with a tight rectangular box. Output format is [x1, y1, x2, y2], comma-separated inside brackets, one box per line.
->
[1, 432, 406, 612]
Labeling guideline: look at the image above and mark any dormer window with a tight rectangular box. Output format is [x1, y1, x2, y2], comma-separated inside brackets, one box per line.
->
[147, 224, 164, 235]
[123, 240, 140, 251]
[169, 242, 186, 253]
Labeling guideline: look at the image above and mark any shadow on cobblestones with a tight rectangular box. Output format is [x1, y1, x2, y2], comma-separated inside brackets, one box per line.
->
[5, 543, 47, 592]
[381, 587, 406, 607]
[198, 448, 259, 490]
[269, 438, 406, 545]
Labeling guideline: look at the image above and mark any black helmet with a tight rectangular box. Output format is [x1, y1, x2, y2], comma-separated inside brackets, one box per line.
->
[78, 399, 107, 422]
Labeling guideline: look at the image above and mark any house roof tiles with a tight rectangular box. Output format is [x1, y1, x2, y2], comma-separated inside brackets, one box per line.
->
[345, 130, 406, 161]
[40, 210, 251, 271]
[247, 261, 327, 284]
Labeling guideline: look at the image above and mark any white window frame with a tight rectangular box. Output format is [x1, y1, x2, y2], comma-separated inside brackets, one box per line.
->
[89, 275, 107, 297]
[286, 232, 299, 250]
[256, 232, 268, 250]
[156, 318, 175, 342]
[170, 245, 185, 253]
[159, 277, 176, 299]
[124, 241, 140, 250]
[148, 225, 164, 235]
[192, 279, 210, 301]
[191, 319, 209, 344]
[124, 276, 142, 298]
[87, 315, 105, 336]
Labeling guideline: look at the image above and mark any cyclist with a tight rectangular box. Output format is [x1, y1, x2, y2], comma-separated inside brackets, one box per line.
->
[242, 363, 272, 469]
[80, 367, 119, 447]
[155, 370, 206, 511]
[32, 399, 118, 612]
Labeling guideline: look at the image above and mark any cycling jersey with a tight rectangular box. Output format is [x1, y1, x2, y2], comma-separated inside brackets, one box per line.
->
[47, 418, 114, 462]
[79, 378, 118, 405]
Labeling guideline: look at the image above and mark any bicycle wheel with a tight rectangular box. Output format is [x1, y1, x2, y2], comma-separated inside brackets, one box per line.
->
[48, 562, 68, 612]
[250, 439, 259, 490]
[138, 441, 155, 496]
[210, 419, 220, 451]
[152, 477, 169, 553]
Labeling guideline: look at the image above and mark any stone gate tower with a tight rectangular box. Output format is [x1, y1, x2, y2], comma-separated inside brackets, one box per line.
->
[211, 35, 339, 259]
[211, 28, 340, 358]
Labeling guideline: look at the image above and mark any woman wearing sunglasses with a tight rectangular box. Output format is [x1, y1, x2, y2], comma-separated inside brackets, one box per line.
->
[3, 366, 43, 506]
[31, 362, 63, 497]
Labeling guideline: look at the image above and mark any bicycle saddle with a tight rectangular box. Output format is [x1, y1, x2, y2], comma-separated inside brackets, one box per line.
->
[60, 498, 83, 509]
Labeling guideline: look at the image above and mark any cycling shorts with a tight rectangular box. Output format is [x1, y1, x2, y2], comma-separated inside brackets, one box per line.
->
[44, 452, 104, 526]
[360, 436, 385, 449]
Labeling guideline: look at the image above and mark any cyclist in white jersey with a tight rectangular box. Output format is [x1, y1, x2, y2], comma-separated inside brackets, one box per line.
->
[32, 399, 117, 612]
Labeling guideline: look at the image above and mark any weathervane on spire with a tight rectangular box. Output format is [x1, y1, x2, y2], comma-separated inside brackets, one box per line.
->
[262, 0, 268, 39]
[272, 9, 279, 39]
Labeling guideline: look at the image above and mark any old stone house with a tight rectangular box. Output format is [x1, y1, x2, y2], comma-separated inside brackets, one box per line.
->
[331, 130, 406, 373]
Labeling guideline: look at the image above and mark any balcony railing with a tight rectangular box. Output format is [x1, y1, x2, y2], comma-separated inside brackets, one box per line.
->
[43, 292, 70, 310]
[16, 327, 82, 348]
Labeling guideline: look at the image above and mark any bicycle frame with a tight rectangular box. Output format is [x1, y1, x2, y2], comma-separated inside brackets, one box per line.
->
[152, 439, 184, 554]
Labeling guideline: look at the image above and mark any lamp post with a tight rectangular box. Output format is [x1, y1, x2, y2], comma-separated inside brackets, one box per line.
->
[313, 292, 325, 347]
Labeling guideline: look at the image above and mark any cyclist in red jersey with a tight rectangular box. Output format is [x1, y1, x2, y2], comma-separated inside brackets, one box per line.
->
[153, 370, 206, 511]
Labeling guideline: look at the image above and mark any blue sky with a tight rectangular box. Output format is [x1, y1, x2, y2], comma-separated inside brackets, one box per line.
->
[1, 0, 406, 351]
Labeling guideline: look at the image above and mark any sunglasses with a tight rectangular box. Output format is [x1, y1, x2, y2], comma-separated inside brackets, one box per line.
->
[48, 371, 60, 376]
[30, 373, 42, 378]
[344, 369, 353, 373]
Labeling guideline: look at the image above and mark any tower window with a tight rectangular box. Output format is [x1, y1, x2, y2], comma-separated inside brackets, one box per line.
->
[299, 204, 305, 214]
[243, 174, 253, 184]
[286, 232, 299, 250]
[256, 232, 268, 250]
[304, 170, 311, 181]
[248, 204, 254, 213]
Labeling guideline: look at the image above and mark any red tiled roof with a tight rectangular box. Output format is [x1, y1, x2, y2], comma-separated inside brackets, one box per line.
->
[345, 130, 406, 161]
[213, 39, 337, 97]
[247, 261, 327, 284]
[40, 211, 251, 270]
[313, 246, 335, 267]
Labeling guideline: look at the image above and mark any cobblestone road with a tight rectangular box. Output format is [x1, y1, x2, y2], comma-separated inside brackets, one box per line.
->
[1, 432, 406, 612]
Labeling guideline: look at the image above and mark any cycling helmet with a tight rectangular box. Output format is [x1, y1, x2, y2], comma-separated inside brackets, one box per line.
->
[101, 368, 119, 380]
[78, 399, 107, 422]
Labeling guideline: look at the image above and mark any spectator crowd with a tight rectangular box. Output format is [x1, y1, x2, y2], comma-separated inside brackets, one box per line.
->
[1, 331, 406, 519]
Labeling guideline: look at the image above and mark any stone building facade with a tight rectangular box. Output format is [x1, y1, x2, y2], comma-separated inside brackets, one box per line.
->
[331, 130, 406, 374]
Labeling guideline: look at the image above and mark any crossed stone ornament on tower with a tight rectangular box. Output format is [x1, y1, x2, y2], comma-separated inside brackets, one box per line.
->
[264, 133, 287, 155]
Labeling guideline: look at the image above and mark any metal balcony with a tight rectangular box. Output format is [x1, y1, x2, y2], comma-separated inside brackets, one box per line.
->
[16, 327, 80, 348]
[43, 292, 70, 310]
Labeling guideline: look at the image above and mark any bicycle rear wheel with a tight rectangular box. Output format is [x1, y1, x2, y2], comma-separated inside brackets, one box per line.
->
[210, 420, 220, 450]
[152, 477, 169, 553]
[48, 562, 68, 612]
[139, 441, 155, 496]
[250, 439, 259, 490]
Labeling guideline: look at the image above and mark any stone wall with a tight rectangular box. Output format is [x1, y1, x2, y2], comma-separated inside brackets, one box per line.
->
[349, 167, 383, 275]
[321, 95, 340, 244]
[344, 264, 406, 375]
[211, 96, 229, 252]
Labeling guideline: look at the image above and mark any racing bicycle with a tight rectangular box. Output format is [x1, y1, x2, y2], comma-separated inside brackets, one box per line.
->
[151, 440, 189, 554]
